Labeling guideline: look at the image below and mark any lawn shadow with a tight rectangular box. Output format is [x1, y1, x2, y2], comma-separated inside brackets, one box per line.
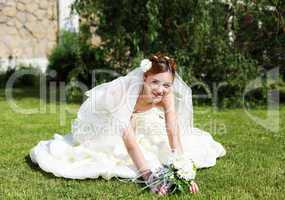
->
[24, 154, 128, 183]
[24, 154, 63, 179]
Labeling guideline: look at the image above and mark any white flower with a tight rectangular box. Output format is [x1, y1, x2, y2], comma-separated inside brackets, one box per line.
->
[177, 169, 196, 181]
[176, 164, 196, 180]
[140, 59, 152, 72]
[165, 153, 196, 181]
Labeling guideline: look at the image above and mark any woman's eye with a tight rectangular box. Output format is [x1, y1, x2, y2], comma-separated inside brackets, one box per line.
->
[164, 84, 171, 88]
[152, 80, 159, 84]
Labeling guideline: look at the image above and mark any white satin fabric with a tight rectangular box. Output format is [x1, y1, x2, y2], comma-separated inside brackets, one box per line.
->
[30, 106, 226, 180]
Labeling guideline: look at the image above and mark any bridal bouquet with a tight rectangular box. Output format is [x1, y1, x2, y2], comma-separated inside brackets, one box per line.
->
[142, 153, 197, 194]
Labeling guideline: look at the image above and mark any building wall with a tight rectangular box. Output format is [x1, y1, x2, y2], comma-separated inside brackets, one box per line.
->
[0, 0, 58, 72]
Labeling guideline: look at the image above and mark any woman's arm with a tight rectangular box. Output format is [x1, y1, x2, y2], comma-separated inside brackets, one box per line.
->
[122, 117, 150, 177]
[165, 109, 184, 153]
[161, 91, 184, 153]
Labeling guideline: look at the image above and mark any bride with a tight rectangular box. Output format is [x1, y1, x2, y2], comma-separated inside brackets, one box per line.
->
[30, 52, 226, 196]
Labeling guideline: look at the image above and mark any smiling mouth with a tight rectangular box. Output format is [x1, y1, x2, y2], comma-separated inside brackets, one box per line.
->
[152, 92, 162, 98]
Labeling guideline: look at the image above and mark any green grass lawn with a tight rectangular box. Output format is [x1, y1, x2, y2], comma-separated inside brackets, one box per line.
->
[0, 88, 284, 200]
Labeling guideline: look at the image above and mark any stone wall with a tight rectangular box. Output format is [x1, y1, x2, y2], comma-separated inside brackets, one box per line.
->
[0, 0, 58, 71]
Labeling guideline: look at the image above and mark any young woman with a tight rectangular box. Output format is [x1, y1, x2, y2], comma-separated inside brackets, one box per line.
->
[30, 52, 226, 196]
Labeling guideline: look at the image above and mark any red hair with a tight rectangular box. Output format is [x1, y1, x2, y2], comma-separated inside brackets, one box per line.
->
[144, 52, 177, 79]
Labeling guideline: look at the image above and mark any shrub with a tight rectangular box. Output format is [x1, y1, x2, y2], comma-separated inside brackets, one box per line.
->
[47, 30, 113, 102]
[0, 64, 41, 88]
[47, 30, 110, 86]
[71, 0, 283, 107]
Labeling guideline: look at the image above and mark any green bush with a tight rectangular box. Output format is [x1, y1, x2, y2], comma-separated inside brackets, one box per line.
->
[73, 0, 277, 107]
[47, 30, 110, 86]
[0, 65, 42, 88]
[47, 30, 113, 102]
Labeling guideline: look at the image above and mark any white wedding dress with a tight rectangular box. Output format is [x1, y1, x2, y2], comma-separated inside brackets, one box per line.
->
[30, 105, 226, 180]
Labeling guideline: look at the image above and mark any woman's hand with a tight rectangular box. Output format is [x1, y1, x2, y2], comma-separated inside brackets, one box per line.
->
[157, 180, 199, 195]
[189, 181, 199, 194]
[161, 90, 175, 113]
[143, 167, 173, 196]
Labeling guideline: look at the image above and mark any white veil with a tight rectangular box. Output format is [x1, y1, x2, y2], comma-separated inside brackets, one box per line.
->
[71, 64, 194, 144]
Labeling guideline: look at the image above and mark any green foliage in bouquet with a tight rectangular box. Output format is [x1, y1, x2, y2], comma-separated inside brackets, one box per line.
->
[162, 163, 197, 194]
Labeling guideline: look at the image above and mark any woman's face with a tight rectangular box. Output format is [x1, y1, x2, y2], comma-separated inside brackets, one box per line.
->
[142, 71, 173, 104]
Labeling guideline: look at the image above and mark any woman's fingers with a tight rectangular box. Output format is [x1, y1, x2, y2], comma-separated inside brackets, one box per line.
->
[157, 183, 169, 196]
[189, 181, 199, 193]
[158, 185, 167, 195]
